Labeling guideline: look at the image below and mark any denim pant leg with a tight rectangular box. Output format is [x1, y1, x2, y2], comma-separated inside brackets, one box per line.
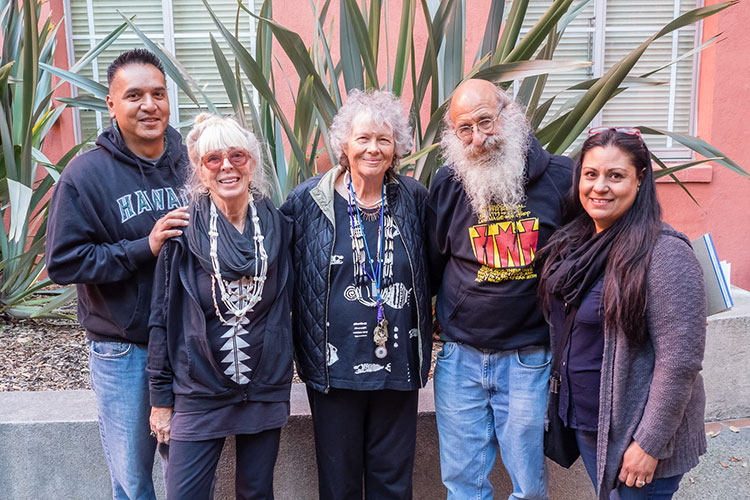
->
[612, 474, 684, 500]
[576, 427, 683, 500]
[574, 429, 599, 489]
[89, 341, 158, 500]
[434, 342, 497, 500]
[491, 345, 551, 500]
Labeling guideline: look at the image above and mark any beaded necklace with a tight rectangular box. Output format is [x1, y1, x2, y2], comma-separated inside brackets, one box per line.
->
[346, 174, 395, 359]
[208, 195, 268, 325]
[208, 195, 268, 385]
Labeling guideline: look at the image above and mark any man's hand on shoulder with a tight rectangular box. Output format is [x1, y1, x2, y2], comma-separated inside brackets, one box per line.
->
[149, 207, 190, 256]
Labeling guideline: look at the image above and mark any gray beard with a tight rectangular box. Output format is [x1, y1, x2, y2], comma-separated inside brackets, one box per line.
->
[440, 106, 531, 218]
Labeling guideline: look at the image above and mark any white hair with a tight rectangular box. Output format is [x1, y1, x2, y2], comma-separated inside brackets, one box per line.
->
[185, 113, 270, 199]
[441, 86, 531, 216]
[328, 89, 413, 168]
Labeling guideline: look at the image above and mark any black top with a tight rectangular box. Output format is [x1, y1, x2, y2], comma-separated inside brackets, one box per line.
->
[195, 258, 272, 385]
[427, 135, 573, 351]
[280, 170, 433, 393]
[327, 193, 419, 390]
[147, 197, 294, 412]
[167, 261, 288, 440]
[558, 277, 605, 431]
[46, 125, 188, 344]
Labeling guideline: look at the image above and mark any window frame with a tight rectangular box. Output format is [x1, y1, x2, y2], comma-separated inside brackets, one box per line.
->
[62, 0, 259, 143]
[64, 0, 703, 161]
[519, 0, 703, 160]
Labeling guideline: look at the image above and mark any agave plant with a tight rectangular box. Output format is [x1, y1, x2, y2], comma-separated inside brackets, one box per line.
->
[0, 0, 126, 317]
[54, 0, 747, 207]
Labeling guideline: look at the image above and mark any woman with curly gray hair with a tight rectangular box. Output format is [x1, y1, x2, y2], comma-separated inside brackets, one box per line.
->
[148, 113, 293, 499]
[282, 90, 432, 499]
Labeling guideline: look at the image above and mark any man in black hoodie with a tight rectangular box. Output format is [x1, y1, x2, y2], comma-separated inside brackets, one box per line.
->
[46, 49, 189, 500]
[428, 79, 573, 500]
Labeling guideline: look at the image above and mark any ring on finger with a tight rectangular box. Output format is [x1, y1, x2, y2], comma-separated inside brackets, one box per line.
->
[636, 479, 646, 487]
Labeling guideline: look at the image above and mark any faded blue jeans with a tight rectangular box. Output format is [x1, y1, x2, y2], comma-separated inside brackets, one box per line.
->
[89, 340, 167, 500]
[434, 341, 551, 500]
[575, 429, 684, 500]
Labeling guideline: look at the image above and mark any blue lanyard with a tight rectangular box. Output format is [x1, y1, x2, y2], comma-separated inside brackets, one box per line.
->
[347, 177, 386, 308]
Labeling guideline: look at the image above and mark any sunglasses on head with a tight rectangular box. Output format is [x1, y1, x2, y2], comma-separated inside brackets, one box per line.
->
[587, 126, 642, 138]
[200, 148, 251, 171]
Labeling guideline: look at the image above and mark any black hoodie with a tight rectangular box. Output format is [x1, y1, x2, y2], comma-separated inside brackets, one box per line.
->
[46, 125, 188, 344]
[427, 135, 573, 350]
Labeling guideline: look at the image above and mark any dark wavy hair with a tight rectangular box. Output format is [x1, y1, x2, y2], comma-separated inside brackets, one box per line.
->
[106, 49, 165, 87]
[539, 129, 662, 346]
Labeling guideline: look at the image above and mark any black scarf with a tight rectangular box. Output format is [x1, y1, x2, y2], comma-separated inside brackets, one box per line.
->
[545, 225, 619, 307]
[187, 194, 278, 282]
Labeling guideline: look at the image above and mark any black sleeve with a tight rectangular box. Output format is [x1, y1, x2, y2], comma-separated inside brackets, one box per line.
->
[426, 170, 451, 296]
[147, 243, 174, 408]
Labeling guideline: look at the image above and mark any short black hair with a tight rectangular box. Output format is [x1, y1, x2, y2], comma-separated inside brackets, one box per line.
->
[106, 49, 165, 86]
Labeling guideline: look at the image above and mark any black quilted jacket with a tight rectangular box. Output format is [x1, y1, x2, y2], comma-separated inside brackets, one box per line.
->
[281, 166, 433, 393]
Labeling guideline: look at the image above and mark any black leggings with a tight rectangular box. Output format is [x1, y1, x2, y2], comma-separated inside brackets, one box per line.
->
[166, 428, 281, 500]
[307, 387, 419, 500]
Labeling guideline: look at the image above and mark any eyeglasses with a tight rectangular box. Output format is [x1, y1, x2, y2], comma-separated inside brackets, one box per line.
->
[201, 148, 251, 170]
[587, 126, 642, 138]
[455, 112, 500, 141]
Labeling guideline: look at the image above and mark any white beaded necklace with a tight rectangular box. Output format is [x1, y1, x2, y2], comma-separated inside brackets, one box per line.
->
[209, 195, 268, 325]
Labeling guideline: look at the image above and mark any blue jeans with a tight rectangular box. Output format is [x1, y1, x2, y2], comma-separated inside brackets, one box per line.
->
[434, 342, 551, 500]
[89, 340, 166, 500]
[575, 429, 684, 500]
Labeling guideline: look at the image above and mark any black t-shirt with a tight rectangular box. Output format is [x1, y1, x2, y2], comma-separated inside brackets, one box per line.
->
[168, 258, 288, 441]
[559, 277, 605, 431]
[327, 193, 418, 391]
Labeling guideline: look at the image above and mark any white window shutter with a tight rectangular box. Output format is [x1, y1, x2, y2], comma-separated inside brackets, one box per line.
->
[67, 0, 259, 140]
[603, 0, 698, 157]
[508, 0, 699, 159]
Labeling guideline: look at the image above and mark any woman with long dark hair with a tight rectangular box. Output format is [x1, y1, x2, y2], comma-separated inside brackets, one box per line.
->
[539, 128, 707, 499]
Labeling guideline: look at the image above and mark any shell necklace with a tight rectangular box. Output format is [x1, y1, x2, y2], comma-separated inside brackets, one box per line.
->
[208, 195, 268, 325]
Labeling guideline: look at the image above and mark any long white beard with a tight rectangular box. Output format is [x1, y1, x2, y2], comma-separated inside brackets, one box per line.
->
[441, 104, 531, 217]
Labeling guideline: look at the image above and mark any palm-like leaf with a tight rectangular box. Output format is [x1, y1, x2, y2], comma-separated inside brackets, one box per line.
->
[0, 1, 130, 317]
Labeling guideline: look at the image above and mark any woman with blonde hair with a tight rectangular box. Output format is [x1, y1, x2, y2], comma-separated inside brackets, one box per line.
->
[148, 113, 293, 499]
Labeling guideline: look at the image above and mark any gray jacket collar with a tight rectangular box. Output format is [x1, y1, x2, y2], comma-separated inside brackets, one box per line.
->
[309, 165, 343, 224]
[309, 165, 399, 224]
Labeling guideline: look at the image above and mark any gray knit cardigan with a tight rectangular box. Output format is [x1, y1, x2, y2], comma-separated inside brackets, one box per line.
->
[591, 224, 707, 498]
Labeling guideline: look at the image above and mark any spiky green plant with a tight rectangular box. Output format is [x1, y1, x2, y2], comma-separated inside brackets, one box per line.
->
[0, 0, 126, 317]
[55, 0, 747, 207]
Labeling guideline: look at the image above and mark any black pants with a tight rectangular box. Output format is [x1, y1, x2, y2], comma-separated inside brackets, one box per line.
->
[307, 387, 419, 500]
[166, 428, 281, 500]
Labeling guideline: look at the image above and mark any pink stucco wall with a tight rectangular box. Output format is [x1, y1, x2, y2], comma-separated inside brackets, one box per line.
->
[41, 1, 77, 165]
[658, 0, 750, 289]
[43, 0, 750, 288]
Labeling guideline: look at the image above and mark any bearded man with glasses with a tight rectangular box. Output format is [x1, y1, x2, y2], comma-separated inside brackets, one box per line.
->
[427, 78, 574, 500]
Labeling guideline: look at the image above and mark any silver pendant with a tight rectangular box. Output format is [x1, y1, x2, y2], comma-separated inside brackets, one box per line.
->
[373, 317, 388, 360]
[373, 318, 388, 345]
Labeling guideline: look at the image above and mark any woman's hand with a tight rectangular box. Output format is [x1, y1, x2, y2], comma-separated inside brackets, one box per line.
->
[150, 406, 173, 444]
[619, 440, 658, 488]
